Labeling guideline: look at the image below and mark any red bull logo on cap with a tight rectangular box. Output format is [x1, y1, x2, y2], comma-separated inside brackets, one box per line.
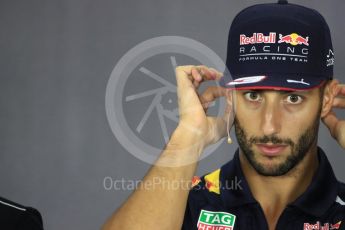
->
[240, 32, 276, 45]
[238, 32, 310, 64]
[278, 33, 309, 46]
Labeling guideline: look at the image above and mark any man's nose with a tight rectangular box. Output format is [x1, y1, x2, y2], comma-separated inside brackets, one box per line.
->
[260, 101, 282, 136]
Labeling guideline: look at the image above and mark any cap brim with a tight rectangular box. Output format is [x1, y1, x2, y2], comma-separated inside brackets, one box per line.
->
[219, 73, 326, 91]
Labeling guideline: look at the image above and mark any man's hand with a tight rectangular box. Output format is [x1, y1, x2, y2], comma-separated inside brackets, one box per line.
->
[322, 83, 345, 149]
[102, 65, 231, 230]
[175, 65, 230, 150]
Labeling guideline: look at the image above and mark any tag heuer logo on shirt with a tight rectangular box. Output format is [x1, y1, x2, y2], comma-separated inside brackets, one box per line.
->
[197, 210, 236, 230]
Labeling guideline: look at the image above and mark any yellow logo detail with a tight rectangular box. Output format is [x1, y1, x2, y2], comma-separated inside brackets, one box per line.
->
[204, 169, 221, 194]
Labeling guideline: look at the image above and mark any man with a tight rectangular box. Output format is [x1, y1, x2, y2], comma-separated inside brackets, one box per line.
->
[0, 196, 43, 229]
[103, 1, 345, 229]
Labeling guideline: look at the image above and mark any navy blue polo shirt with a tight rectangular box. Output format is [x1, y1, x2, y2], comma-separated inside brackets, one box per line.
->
[182, 147, 345, 230]
[0, 196, 43, 229]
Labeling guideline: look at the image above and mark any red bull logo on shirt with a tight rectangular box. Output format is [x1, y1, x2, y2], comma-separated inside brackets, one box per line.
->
[204, 169, 221, 194]
[191, 176, 201, 188]
[278, 33, 309, 46]
[197, 210, 236, 230]
[303, 221, 342, 230]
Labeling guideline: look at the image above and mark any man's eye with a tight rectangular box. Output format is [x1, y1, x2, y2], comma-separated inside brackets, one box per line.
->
[285, 94, 303, 104]
[244, 92, 261, 102]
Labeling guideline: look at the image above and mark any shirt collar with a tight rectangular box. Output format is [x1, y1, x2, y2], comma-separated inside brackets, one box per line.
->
[290, 147, 338, 217]
[220, 149, 256, 209]
[219, 147, 338, 217]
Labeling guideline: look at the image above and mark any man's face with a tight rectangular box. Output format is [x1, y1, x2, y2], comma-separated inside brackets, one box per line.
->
[233, 87, 323, 176]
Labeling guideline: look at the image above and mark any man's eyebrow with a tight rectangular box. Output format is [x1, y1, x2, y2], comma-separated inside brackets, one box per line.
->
[237, 89, 313, 94]
[278, 90, 312, 95]
[241, 89, 313, 95]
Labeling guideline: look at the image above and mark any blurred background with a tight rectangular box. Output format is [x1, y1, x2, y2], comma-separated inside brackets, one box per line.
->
[0, 0, 344, 229]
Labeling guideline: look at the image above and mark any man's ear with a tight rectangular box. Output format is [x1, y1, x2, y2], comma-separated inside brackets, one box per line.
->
[321, 79, 339, 118]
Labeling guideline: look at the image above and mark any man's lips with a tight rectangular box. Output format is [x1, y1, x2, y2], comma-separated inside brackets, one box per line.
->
[256, 144, 288, 157]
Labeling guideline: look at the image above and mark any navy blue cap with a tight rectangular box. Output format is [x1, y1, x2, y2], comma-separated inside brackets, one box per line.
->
[220, 0, 334, 90]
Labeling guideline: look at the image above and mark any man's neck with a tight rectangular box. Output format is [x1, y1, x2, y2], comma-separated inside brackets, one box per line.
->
[239, 145, 319, 230]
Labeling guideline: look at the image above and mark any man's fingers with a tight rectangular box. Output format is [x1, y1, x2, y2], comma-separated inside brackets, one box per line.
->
[208, 67, 223, 80]
[191, 66, 222, 86]
[195, 66, 216, 80]
[175, 66, 194, 90]
[323, 112, 345, 148]
[175, 66, 225, 119]
[176, 65, 223, 92]
[322, 111, 339, 138]
[339, 84, 345, 95]
[199, 86, 226, 109]
[200, 86, 226, 103]
[191, 67, 202, 81]
[333, 97, 345, 108]
[330, 83, 345, 108]
[194, 66, 223, 80]
[191, 68, 203, 88]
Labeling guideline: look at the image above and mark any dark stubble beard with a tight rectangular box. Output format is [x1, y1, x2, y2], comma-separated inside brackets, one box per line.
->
[234, 113, 321, 177]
